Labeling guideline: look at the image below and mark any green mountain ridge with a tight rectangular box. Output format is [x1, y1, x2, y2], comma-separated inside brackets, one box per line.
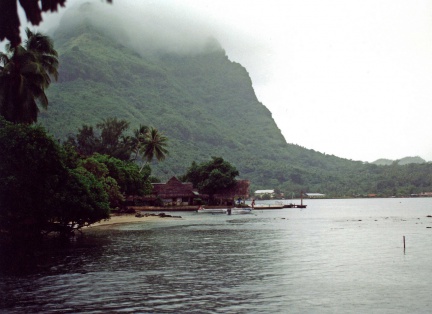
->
[372, 156, 427, 166]
[38, 11, 432, 197]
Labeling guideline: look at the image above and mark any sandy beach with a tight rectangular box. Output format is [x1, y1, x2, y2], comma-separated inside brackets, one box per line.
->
[86, 214, 167, 229]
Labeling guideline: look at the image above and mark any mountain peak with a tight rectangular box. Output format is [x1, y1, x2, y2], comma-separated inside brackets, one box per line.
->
[54, 1, 225, 57]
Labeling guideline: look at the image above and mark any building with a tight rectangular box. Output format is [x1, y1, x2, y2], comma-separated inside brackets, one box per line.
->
[254, 189, 275, 198]
[152, 177, 199, 206]
[127, 177, 199, 206]
[128, 177, 250, 206]
[304, 193, 326, 198]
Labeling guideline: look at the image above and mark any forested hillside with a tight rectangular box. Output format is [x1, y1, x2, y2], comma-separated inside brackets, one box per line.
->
[39, 4, 432, 197]
[372, 156, 426, 166]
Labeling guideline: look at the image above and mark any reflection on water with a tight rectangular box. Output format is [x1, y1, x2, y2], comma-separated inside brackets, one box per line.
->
[1, 198, 432, 313]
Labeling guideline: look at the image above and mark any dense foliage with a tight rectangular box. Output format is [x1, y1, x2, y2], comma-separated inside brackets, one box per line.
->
[88, 153, 152, 196]
[181, 157, 239, 204]
[0, 118, 106, 237]
[36, 12, 432, 198]
[67, 118, 168, 173]
[68, 117, 132, 160]
[0, 118, 151, 239]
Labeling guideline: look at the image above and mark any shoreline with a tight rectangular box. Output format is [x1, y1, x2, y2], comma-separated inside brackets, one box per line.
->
[86, 214, 174, 229]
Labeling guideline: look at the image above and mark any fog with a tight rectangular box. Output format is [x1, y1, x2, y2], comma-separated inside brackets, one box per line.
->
[35, 1, 227, 55]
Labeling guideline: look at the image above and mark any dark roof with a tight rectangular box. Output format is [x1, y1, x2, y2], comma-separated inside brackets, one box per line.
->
[152, 177, 197, 198]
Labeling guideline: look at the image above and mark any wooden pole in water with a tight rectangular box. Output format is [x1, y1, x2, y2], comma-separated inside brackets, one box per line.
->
[300, 191, 303, 206]
[403, 236, 406, 251]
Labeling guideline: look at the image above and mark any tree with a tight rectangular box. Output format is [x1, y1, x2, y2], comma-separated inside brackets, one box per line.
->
[0, 117, 110, 238]
[73, 124, 99, 156]
[130, 124, 149, 161]
[182, 157, 239, 204]
[54, 166, 110, 234]
[97, 117, 131, 160]
[79, 156, 124, 210]
[69, 118, 131, 160]
[0, 28, 58, 124]
[139, 126, 168, 172]
[0, 0, 112, 47]
[0, 117, 67, 237]
[68, 119, 169, 173]
[90, 153, 152, 196]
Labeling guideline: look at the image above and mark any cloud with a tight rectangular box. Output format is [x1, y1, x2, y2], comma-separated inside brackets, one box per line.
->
[53, 0, 226, 55]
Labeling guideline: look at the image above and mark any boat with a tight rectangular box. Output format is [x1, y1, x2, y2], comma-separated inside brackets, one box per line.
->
[196, 206, 227, 214]
[196, 206, 253, 214]
[248, 199, 283, 210]
[227, 208, 253, 215]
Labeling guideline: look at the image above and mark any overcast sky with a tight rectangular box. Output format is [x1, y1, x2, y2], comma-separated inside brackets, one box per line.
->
[13, 0, 432, 162]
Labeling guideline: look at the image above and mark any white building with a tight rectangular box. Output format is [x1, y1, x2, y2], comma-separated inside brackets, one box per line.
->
[255, 189, 275, 197]
[305, 193, 326, 198]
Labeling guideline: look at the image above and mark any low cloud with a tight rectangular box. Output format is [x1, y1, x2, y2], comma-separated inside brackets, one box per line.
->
[54, 0, 224, 55]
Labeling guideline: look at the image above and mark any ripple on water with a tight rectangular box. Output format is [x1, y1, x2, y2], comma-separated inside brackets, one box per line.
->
[2, 199, 432, 313]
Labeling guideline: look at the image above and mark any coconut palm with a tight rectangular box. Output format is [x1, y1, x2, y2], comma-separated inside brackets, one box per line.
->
[130, 124, 149, 161]
[0, 28, 58, 124]
[139, 127, 168, 172]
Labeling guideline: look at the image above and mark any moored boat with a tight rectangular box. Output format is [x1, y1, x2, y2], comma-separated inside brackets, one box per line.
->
[249, 199, 283, 209]
[227, 208, 253, 215]
[196, 206, 253, 214]
[196, 206, 227, 214]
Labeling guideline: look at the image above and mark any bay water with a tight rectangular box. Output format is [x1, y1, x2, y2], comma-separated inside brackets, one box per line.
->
[1, 198, 432, 313]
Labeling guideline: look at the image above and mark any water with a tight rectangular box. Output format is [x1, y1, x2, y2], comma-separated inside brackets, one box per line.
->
[1, 198, 432, 313]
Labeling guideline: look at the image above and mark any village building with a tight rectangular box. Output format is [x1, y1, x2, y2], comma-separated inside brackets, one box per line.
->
[150, 177, 199, 206]
[127, 176, 250, 207]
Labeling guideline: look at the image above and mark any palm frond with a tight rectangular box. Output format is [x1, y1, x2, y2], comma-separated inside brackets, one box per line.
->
[0, 29, 59, 123]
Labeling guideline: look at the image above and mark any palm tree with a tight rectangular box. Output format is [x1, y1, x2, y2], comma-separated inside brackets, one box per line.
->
[130, 124, 149, 161]
[139, 127, 168, 173]
[0, 28, 58, 124]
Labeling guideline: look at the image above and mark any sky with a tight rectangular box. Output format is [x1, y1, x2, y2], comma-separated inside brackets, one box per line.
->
[9, 0, 432, 162]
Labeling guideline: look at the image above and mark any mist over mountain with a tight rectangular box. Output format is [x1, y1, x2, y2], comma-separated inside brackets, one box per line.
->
[39, 2, 432, 197]
[53, 1, 223, 56]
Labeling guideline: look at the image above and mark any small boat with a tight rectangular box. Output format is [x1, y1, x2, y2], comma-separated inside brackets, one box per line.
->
[227, 208, 253, 215]
[196, 206, 253, 214]
[248, 198, 283, 210]
[196, 206, 227, 214]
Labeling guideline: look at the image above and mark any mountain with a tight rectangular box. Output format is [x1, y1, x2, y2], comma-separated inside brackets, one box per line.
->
[372, 156, 427, 166]
[38, 4, 432, 197]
